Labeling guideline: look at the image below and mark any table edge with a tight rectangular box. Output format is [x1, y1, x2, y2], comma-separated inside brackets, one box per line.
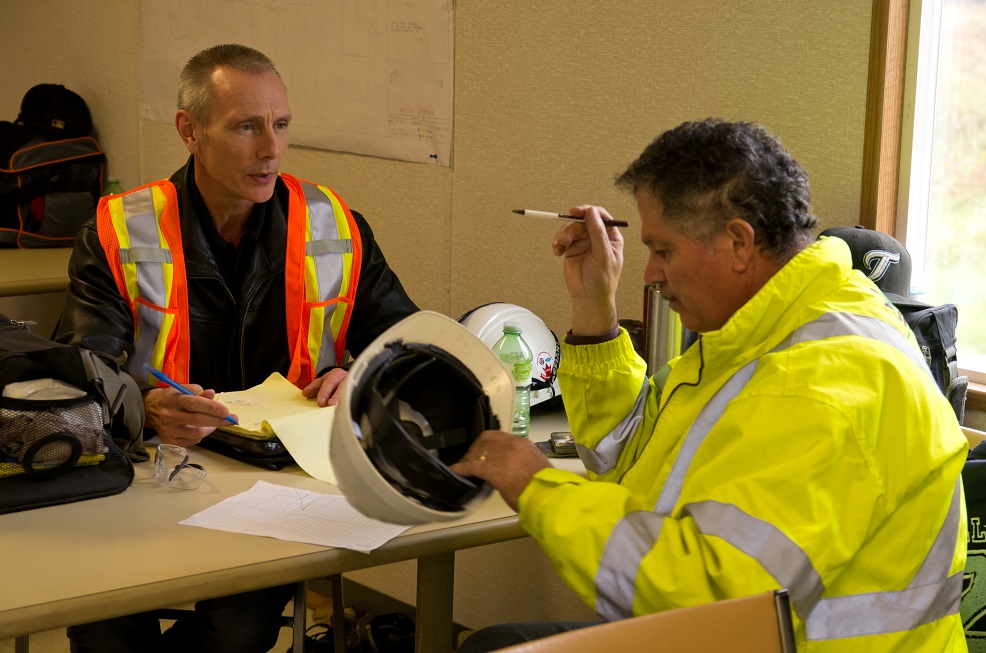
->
[0, 515, 525, 639]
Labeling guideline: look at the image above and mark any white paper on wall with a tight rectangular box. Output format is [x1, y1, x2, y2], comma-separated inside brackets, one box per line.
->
[138, 0, 453, 166]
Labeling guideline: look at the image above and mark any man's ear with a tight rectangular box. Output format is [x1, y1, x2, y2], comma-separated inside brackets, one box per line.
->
[175, 110, 199, 154]
[724, 218, 757, 272]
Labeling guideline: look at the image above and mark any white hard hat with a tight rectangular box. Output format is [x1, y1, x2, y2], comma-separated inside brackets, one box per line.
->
[331, 311, 513, 525]
[457, 303, 561, 407]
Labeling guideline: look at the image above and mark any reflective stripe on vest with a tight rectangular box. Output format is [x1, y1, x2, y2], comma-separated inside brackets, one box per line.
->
[98, 175, 360, 388]
[98, 183, 189, 385]
[593, 312, 961, 641]
[282, 173, 361, 388]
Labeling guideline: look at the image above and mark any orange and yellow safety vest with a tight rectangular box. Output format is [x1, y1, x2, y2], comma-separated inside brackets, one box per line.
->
[96, 173, 362, 389]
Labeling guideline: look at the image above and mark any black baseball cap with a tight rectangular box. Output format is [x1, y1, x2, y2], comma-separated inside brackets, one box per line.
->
[820, 225, 927, 308]
[15, 84, 92, 139]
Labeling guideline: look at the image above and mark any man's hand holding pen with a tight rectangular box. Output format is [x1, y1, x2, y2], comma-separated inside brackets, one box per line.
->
[552, 205, 624, 337]
[144, 369, 347, 447]
[143, 384, 237, 447]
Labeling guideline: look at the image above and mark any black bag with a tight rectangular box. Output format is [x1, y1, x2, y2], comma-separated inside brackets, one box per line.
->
[895, 301, 968, 422]
[0, 315, 147, 514]
[0, 121, 105, 248]
[197, 431, 294, 471]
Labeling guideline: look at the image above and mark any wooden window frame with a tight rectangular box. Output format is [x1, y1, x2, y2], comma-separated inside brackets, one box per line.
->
[861, 0, 986, 411]
[859, 0, 910, 235]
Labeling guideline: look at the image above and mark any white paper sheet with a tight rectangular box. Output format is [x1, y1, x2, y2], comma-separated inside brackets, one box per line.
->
[138, 0, 453, 166]
[179, 480, 410, 553]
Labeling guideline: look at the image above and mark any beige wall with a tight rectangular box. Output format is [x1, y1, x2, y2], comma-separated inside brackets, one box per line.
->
[0, 0, 873, 630]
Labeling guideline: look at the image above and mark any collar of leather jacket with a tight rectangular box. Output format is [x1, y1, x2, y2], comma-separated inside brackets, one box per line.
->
[171, 156, 290, 283]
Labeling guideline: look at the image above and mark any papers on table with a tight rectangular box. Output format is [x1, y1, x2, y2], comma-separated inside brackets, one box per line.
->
[180, 481, 410, 553]
[266, 409, 338, 484]
[215, 373, 338, 485]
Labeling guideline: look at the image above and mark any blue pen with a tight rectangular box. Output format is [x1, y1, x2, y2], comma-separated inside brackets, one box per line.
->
[142, 363, 239, 425]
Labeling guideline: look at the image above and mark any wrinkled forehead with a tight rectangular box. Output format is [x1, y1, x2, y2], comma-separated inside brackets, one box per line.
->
[205, 67, 290, 121]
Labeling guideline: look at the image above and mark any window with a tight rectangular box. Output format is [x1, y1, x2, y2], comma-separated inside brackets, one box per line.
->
[899, 0, 986, 384]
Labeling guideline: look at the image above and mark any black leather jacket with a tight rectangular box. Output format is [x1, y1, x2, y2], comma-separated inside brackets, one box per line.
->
[54, 158, 418, 392]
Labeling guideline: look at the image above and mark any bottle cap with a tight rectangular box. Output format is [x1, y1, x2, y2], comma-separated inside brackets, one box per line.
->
[503, 321, 522, 334]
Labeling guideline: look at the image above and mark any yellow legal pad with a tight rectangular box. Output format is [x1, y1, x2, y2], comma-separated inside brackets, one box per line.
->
[214, 373, 338, 484]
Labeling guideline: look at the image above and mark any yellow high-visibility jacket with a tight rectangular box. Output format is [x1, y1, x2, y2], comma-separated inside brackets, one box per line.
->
[520, 236, 968, 652]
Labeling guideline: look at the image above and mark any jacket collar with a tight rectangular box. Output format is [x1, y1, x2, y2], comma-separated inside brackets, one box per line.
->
[170, 156, 290, 279]
[690, 237, 854, 371]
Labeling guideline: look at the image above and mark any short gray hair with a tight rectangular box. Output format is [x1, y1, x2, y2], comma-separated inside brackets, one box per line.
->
[177, 44, 281, 123]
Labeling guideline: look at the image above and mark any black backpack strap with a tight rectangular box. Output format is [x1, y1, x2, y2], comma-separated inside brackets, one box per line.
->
[946, 375, 969, 425]
[79, 348, 148, 462]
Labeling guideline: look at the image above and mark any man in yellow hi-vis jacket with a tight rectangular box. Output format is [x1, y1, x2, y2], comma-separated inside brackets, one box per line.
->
[453, 119, 968, 652]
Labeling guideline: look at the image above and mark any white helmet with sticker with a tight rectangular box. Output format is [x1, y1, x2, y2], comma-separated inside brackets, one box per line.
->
[457, 303, 561, 407]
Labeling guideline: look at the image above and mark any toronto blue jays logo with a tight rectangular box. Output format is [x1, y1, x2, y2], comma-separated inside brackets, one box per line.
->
[862, 249, 900, 282]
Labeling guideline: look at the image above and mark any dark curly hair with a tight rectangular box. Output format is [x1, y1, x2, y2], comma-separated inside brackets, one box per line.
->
[615, 118, 817, 260]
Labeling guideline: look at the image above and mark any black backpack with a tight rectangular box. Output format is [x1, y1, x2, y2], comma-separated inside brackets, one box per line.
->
[895, 301, 968, 422]
[0, 314, 147, 514]
[0, 84, 105, 248]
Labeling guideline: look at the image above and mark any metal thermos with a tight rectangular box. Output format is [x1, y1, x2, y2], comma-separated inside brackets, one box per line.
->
[644, 283, 683, 375]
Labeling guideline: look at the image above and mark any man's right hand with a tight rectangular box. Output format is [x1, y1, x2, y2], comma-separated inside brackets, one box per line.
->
[143, 386, 237, 447]
[552, 205, 625, 336]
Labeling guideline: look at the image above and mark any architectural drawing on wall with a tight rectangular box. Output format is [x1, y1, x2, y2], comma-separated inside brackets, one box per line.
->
[343, 0, 383, 56]
[138, 0, 453, 165]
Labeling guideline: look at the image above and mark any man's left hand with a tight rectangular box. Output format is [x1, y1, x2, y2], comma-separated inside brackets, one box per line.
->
[302, 367, 349, 407]
[448, 430, 551, 511]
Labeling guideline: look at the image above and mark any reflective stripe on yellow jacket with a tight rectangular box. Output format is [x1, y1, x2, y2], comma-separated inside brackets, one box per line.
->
[96, 173, 361, 388]
[520, 236, 968, 652]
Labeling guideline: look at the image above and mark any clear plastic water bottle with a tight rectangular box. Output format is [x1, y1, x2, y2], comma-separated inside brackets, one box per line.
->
[492, 321, 533, 437]
[103, 177, 124, 196]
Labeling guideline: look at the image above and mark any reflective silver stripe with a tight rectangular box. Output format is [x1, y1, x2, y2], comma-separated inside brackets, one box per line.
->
[594, 363, 758, 618]
[911, 480, 962, 589]
[301, 182, 345, 372]
[591, 310, 961, 630]
[773, 312, 932, 381]
[119, 247, 172, 264]
[595, 511, 664, 620]
[578, 377, 648, 474]
[685, 500, 825, 618]
[806, 572, 962, 640]
[120, 188, 169, 377]
[654, 360, 758, 515]
[307, 239, 352, 256]
[805, 479, 963, 640]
